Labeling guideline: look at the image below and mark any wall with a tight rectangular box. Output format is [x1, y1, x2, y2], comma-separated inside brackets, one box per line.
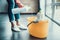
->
[0, 0, 39, 13]
[56, 0, 60, 2]
[0, 0, 8, 12]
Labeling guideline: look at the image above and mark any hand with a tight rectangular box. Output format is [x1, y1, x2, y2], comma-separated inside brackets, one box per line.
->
[18, 4, 24, 8]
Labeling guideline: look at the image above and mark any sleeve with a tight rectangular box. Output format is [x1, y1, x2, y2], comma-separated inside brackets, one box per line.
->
[15, 0, 24, 8]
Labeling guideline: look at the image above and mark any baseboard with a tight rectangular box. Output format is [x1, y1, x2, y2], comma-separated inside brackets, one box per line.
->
[0, 12, 37, 15]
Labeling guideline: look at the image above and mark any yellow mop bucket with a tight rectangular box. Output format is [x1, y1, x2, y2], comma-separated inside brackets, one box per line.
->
[27, 17, 49, 38]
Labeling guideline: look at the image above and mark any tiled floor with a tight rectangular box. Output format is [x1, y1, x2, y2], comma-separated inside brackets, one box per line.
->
[0, 14, 60, 40]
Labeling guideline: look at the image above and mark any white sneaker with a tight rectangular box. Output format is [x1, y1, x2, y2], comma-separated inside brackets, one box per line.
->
[12, 26, 21, 32]
[18, 25, 27, 30]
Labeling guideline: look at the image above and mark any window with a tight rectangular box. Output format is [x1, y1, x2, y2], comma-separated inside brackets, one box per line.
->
[45, 0, 60, 26]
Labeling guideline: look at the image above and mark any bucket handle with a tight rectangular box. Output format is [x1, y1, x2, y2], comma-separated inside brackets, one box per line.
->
[27, 21, 39, 27]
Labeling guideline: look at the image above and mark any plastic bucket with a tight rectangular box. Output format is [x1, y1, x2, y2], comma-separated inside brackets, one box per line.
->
[27, 17, 49, 38]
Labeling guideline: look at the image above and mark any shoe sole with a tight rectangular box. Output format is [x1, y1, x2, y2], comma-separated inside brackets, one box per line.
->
[11, 29, 20, 32]
[19, 28, 27, 30]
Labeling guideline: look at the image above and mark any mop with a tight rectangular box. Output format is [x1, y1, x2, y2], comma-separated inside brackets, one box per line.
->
[27, 10, 45, 26]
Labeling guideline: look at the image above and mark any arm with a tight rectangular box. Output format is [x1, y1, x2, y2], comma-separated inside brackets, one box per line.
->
[15, 0, 24, 8]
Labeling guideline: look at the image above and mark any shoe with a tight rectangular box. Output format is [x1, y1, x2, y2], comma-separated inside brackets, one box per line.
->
[11, 26, 21, 32]
[18, 25, 27, 30]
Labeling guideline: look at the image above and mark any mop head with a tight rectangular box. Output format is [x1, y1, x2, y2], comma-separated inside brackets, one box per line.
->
[33, 10, 45, 22]
[12, 5, 31, 14]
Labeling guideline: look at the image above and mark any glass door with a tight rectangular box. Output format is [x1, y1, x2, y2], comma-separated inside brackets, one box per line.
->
[45, 0, 60, 26]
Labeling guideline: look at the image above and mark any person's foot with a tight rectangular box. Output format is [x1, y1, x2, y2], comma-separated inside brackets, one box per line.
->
[11, 21, 21, 32]
[16, 20, 27, 30]
[11, 26, 21, 32]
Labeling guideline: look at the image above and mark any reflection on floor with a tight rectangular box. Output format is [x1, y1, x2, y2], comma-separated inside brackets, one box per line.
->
[0, 14, 60, 40]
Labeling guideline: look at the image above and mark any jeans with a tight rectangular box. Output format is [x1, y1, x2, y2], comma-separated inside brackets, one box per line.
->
[7, 0, 20, 22]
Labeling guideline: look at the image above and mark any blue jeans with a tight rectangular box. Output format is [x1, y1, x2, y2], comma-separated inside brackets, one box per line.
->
[7, 0, 20, 22]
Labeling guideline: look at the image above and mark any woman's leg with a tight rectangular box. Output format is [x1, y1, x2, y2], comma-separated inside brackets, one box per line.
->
[14, 3, 27, 30]
[15, 13, 20, 26]
[7, 0, 16, 27]
[14, 3, 20, 26]
[7, 0, 20, 31]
